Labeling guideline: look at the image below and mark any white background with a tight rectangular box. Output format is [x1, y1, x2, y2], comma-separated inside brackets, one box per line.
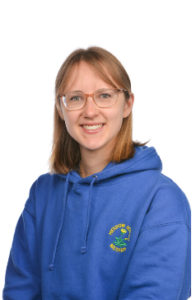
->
[0, 0, 195, 297]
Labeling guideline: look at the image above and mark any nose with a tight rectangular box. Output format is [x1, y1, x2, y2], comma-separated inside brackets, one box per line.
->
[82, 95, 99, 117]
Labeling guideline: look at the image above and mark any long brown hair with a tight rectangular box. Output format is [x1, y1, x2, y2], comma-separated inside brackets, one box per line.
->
[48, 46, 149, 174]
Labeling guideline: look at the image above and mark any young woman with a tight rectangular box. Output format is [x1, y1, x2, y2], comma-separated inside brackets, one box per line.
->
[3, 47, 191, 300]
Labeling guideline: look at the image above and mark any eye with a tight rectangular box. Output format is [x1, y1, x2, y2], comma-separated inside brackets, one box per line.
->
[100, 93, 111, 98]
[70, 96, 81, 101]
[97, 90, 113, 99]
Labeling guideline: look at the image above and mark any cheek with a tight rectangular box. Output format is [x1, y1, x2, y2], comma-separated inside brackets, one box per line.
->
[63, 113, 80, 136]
[62, 109, 75, 125]
[107, 109, 124, 126]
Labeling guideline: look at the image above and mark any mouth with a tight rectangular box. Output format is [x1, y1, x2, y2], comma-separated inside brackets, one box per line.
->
[80, 123, 105, 134]
[80, 124, 105, 129]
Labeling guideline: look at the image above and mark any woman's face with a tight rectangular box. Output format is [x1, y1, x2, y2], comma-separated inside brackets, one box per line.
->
[58, 61, 134, 157]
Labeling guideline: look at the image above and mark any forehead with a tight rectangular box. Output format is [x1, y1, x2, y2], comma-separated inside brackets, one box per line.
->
[64, 61, 119, 92]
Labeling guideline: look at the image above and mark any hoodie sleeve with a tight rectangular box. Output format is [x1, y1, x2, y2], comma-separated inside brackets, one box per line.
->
[118, 183, 191, 300]
[2, 180, 41, 300]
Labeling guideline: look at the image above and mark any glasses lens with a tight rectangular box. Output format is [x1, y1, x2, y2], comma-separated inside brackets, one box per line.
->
[64, 92, 85, 110]
[61, 89, 118, 110]
[94, 89, 118, 107]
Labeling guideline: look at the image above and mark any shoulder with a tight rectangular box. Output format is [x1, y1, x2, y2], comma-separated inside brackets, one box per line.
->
[31, 172, 65, 193]
[24, 172, 63, 216]
[141, 172, 191, 231]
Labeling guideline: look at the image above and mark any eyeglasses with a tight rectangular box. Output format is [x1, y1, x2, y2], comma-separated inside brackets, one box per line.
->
[57, 88, 128, 111]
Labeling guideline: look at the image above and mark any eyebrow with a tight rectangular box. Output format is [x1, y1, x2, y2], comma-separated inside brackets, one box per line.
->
[69, 88, 113, 93]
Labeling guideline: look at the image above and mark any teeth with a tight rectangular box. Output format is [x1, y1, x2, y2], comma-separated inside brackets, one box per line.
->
[82, 124, 103, 130]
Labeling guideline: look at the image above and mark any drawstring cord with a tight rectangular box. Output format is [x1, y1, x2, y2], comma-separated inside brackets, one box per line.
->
[81, 175, 97, 254]
[49, 171, 98, 270]
[49, 171, 72, 271]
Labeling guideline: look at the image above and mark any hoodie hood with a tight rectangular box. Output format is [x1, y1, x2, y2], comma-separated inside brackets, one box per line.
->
[49, 145, 162, 270]
[58, 145, 162, 184]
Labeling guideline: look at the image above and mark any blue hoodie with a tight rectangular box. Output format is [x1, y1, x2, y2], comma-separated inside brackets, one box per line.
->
[3, 146, 191, 300]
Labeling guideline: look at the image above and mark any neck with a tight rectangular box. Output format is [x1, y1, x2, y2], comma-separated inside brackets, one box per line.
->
[78, 135, 117, 178]
[78, 151, 112, 178]
[79, 159, 109, 178]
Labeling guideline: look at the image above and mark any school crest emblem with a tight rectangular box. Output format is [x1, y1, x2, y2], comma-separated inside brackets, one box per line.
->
[109, 223, 131, 252]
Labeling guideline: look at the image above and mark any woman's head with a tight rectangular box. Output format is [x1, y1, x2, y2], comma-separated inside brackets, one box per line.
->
[49, 46, 149, 174]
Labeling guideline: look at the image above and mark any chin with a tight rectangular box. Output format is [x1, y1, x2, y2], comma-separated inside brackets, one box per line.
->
[80, 142, 105, 152]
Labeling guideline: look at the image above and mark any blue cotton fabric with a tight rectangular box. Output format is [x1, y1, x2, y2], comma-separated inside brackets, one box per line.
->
[3, 146, 191, 300]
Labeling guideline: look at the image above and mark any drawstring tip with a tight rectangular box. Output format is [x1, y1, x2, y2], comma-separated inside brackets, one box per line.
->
[49, 263, 55, 271]
[81, 246, 87, 254]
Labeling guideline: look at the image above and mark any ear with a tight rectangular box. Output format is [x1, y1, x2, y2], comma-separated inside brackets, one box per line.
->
[123, 93, 134, 118]
[55, 97, 65, 120]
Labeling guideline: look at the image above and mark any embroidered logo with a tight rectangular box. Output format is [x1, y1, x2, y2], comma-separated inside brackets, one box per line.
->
[109, 223, 131, 252]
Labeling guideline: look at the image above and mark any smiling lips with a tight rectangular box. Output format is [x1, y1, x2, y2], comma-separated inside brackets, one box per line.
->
[80, 122, 105, 126]
[82, 124, 104, 129]
[80, 123, 105, 133]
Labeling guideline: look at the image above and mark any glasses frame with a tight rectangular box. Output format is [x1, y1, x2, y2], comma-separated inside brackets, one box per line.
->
[58, 88, 128, 111]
